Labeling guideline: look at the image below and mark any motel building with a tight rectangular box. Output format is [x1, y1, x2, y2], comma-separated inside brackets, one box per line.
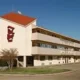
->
[0, 12, 80, 67]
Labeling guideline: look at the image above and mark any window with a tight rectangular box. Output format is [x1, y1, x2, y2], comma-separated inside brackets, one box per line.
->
[74, 48, 79, 51]
[52, 45, 57, 49]
[40, 56, 45, 61]
[57, 46, 64, 50]
[18, 56, 23, 61]
[47, 44, 52, 48]
[48, 56, 53, 60]
[68, 57, 71, 60]
[34, 56, 39, 60]
[32, 42, 36, 46]
[37, 43, 40, 47]
[40, 44, 45, 47]
[53, 56, 61, 60]
[65, 47, 68, 49]
[37, 30, 40, 33]
[57, 56, 61, 60]
[32, 29, 36, 33]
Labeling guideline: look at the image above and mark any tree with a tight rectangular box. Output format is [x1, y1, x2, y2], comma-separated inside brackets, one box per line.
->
[0, 48, 18, 70]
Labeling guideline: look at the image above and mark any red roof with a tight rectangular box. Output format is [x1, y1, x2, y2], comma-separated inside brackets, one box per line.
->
[1, 12, 36, 26]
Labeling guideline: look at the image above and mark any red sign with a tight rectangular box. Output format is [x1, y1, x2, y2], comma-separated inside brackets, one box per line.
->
[7, 26, 15, 42]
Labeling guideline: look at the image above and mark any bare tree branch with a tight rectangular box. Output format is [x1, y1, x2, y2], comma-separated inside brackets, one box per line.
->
[0, 48, 18, 69]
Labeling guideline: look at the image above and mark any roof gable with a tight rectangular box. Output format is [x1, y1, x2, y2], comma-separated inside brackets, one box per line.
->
[1, 12, 36, 26]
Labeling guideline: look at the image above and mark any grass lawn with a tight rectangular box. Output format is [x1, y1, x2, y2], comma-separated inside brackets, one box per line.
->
[0, 66, 71, 74]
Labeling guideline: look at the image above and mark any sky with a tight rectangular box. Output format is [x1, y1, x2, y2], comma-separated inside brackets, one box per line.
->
[0, 0, 80, 40]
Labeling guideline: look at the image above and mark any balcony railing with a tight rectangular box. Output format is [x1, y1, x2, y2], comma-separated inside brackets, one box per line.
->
[32, 47, 80, 56]
[32, 33, 80, 48]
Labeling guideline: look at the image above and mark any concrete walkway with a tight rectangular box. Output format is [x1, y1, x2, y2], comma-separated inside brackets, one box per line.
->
[0, 63, 80, 80]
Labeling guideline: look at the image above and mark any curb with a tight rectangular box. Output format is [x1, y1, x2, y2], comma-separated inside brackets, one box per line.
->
[0, 70, 73, 76]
